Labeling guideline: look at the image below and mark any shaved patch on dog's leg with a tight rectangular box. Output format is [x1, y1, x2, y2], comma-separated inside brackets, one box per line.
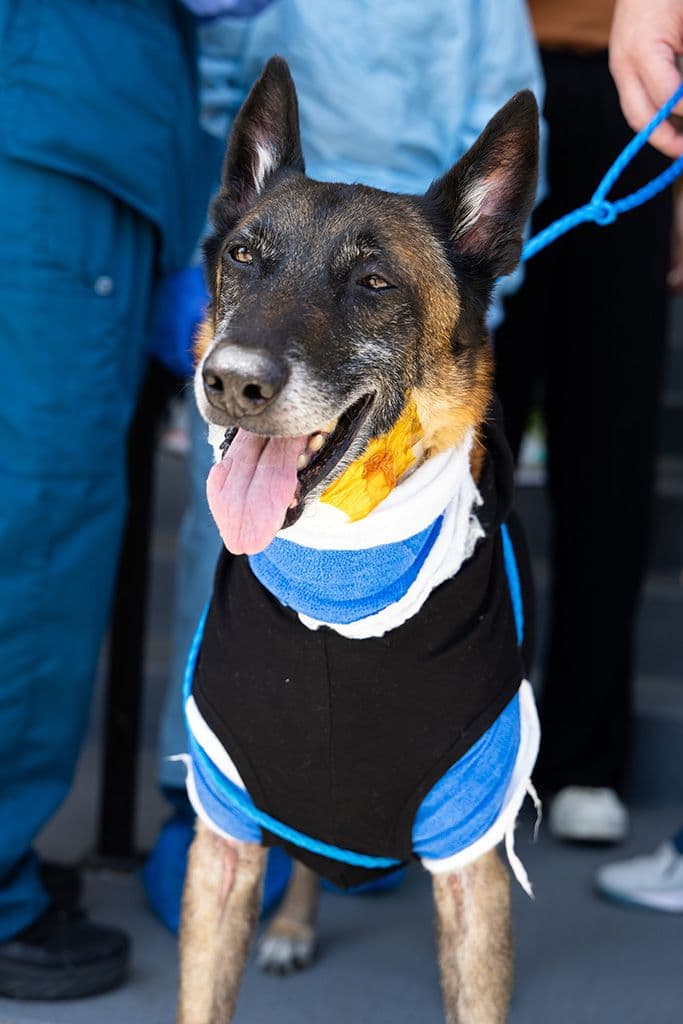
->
[257, 861, 320, 975]
[177, 822, 266, 1024]
[432, 849, 513, 1024]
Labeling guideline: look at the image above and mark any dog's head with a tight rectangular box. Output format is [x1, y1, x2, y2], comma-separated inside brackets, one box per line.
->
[196, 57, 538, 553]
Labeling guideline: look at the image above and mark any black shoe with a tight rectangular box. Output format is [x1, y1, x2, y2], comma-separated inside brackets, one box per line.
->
[0, 906, 130, 1000]
[40, 861, 82, 914]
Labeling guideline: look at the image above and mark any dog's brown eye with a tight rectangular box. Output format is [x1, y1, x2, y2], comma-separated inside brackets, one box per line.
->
[361, 274, 391, 290]
[230, 245, 253, 264]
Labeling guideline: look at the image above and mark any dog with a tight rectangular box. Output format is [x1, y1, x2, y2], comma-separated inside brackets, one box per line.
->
[178, 56, 539, 1024]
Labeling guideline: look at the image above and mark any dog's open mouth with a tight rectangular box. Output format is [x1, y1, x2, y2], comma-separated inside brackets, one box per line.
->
[211, 393, 374, 554]
[287, 393, 375, 524]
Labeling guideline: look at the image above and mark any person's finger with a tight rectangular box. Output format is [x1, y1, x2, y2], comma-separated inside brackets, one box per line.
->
[648, 117, 683, 157]
[640, 43, 683, 155]
[641, 41, 683, 107]
[615, 63, 659, 130]
[615, 63, 683, 156]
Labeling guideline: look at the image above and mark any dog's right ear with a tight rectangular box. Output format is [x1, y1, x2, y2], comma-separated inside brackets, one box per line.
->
[218, 56, 305, 223]
[425, 91, 539, 281]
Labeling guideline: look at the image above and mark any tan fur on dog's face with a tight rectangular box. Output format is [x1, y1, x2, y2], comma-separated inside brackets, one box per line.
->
[194, 314, 213, 365]
[403, 241, 493, 457]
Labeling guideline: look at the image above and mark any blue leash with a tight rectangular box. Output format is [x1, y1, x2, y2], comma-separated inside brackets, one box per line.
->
[522, 81, 683, 262]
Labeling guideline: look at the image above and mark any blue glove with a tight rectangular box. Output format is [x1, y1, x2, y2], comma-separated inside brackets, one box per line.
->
[151, 266, 209, 379]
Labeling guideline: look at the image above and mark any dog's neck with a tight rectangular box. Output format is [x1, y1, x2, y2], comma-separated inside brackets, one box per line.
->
[274, 426, 479, 551]
[319, 399, 425, 522]
[250, 429, 485, 639]
[207, 400, 484, 534]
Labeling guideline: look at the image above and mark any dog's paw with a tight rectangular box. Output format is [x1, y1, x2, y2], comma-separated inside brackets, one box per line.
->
[256, 921, 317, 975]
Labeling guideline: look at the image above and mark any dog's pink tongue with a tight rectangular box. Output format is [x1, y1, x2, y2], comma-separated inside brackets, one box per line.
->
[206, 429, 306, 555]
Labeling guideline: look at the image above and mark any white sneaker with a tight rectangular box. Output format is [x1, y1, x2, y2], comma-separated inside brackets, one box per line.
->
[548, 786, 629, 843]
[595, 842, 683, 913]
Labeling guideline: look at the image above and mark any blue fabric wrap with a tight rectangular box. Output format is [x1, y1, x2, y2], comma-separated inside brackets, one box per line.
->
[185, 523, 527, 865]
[412, 694, 520, 858]
[191, 738, 262, 844]
[248, 518, 442, 624]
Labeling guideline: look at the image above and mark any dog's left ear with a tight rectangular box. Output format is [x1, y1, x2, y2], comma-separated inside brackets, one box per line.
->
[426, 91, 539, 279]
[220, 55, 305, 220]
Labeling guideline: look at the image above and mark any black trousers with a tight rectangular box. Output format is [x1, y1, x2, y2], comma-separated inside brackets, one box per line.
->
[495, 50, 670, 794]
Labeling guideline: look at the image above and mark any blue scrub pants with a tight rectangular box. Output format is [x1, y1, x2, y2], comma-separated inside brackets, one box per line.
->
[158, 401, 220, 790]
[0, 154, 156, 940]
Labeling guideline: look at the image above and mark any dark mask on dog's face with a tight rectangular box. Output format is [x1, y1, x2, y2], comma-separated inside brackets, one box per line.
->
[195, 57, 538, 551]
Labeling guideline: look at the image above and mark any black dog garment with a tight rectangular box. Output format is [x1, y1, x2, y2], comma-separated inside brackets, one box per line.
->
[184, 409, 540, 891]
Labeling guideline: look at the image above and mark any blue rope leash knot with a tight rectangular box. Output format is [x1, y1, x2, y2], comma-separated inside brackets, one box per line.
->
[522, 80, 683, 262]
[588, 200, 618, 226]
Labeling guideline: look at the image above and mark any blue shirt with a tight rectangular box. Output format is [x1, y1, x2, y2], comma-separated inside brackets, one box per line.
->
[196, 0, 546, 323]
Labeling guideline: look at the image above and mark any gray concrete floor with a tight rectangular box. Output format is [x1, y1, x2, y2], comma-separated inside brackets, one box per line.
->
[1, 805, 681, 1024]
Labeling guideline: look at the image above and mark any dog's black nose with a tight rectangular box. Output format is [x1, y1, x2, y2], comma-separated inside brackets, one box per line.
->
[202, 346, 288, 416]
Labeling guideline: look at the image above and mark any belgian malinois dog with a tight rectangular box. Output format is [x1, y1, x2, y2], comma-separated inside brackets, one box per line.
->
[179, 56, 539, 1024]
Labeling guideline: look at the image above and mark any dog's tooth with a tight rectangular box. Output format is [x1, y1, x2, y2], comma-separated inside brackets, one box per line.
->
[288, 498, 298, 509]
[308, 433, 325, 453]
[324, 418, 338, 433]
[297, 452, 310, 470]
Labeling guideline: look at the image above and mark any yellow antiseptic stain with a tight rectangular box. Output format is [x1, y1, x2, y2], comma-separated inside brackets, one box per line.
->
[321, 399, 423, 521]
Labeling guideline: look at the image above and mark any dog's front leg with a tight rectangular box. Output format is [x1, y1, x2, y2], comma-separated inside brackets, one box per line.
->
[177, 821, 266, 1024]
[432, 848, 513, 1024]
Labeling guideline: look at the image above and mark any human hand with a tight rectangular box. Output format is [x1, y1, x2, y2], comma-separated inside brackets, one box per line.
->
[150, 267, 209, 379]
[610, 0, 683, 157]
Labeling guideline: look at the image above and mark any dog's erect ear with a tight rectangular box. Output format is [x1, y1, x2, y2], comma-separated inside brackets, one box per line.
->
[220, 56, 305, 219]
[426, 91, 539, 279]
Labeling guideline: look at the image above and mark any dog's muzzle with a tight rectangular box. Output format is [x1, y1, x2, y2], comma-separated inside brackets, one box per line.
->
[202, 343, 288, 418]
